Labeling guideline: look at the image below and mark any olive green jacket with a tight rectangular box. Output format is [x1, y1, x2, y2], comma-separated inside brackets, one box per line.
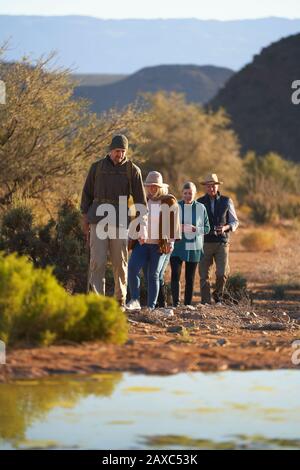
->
[80, 155, 147, 225]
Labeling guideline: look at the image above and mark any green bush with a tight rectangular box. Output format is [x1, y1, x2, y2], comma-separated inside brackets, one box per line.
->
[0, 206, 38, 258]
[68, 295, 128, 344]
[0, 252, 128, 347]
[48, 201, 88, 292]
[237, 152, 300, 223]
[0, 201, 88, 293]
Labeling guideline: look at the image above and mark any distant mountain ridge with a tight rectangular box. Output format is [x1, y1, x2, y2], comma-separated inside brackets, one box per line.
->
[73, 64, 234, 113]
[1, 15, 300, 72]
[73, 74, 127, 86]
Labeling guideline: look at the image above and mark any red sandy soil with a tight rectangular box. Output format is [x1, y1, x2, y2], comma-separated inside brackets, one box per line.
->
[0, 223, 299, 382]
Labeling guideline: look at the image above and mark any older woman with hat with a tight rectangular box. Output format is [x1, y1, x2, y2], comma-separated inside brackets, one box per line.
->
[126, 171, 181, 311]
[197, 173, 239, 304]
[170, 181, 210, 307]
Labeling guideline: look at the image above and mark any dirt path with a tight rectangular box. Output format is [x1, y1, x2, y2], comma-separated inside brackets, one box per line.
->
[1, 303, 299, 382]
[0, 223, 299, 382]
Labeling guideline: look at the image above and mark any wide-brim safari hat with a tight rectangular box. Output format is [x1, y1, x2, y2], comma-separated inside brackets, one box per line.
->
[200, 173, 223, 185]
[144, 171, 169, 188]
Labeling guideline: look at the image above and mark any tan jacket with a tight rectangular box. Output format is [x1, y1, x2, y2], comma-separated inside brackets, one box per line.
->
[158, 194, 181, 252]
[128, 193, 181, 252]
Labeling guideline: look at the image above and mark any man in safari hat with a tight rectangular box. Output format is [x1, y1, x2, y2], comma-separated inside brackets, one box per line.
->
[197, 173, 239, 305]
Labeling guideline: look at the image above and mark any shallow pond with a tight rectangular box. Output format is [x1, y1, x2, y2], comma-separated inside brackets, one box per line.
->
[0, 370, 299, 449]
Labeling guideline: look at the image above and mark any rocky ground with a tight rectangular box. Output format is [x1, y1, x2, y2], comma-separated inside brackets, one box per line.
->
[0, 222, 299, 382]
[0, 302, 299, 382]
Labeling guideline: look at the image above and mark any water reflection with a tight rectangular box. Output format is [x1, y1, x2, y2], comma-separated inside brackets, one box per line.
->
[0, 373, 122, 446]
[0, 370, 299, 449]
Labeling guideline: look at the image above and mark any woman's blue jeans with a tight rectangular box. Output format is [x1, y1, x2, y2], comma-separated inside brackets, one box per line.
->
[159, 252, 171, 284]
[128, 243, 166, 308]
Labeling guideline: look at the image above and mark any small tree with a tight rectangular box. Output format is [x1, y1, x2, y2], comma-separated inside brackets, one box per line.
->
[137, 92, 242, 194]
[0, 47, 145, 211]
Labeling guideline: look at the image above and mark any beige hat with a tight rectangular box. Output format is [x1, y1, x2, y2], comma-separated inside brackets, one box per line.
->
[200, 173, 223, 185]
[144, 171, 168, 188]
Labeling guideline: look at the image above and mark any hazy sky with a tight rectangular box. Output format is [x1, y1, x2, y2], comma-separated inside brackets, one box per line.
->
[0, 0, 300, 20]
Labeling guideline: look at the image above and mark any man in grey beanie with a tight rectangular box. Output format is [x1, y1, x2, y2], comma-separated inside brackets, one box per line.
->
[80, 134, 147, 310]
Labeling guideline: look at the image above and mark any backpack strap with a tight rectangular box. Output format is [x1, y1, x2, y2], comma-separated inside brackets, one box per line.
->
[126, 160, 136, 219]
[126, 159, 134, 197]
[94, 158, 105, 192]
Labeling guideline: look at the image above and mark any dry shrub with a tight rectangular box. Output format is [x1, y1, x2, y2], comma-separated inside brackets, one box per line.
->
[241, 229, 276, 252]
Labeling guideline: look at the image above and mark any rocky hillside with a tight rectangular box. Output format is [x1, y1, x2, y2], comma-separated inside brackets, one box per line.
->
[211, 33, 300, 162]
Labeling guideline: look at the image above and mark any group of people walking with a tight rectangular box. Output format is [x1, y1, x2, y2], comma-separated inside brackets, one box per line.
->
[81, 134, 239, 312]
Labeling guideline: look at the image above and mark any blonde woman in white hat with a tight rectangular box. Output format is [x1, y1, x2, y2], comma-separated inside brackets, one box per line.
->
[126, 171, 181, 311]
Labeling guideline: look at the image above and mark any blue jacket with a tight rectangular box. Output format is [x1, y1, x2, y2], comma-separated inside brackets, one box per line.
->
[171, 200, 210, 262]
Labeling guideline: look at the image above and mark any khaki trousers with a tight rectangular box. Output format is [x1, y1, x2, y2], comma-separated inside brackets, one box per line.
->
[199, 242, 230, 304]
[89, 224, 128, 304]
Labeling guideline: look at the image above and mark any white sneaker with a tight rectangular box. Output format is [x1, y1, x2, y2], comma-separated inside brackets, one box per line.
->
[160, 308, 174, 317]
[126, 299, 141, 311]
[155, 308, 175, 317]
[185, 305, 196, 310]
